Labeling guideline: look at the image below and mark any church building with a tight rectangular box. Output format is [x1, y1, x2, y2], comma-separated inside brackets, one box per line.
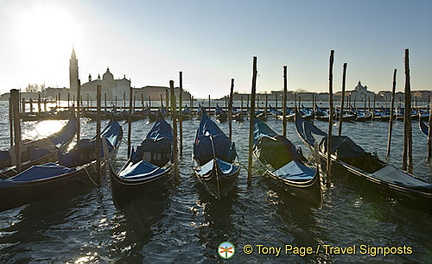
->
[69, 49, 131, 101]
[335, 81, 375, 101]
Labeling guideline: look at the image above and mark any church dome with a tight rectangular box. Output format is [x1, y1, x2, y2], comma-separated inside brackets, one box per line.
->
[103, 68, 114, 81]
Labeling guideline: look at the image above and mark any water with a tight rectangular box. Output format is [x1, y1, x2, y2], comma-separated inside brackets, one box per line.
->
[0, 101, 431, 263]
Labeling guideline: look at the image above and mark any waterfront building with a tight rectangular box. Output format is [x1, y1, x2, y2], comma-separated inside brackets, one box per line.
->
[80, 68, 131, 101]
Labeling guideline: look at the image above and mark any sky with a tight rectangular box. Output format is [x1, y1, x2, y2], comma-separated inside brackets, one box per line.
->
[0, 0, 431, 99]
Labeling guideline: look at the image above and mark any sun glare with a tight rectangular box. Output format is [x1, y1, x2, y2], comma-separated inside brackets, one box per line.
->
[13, 3, 81, 75]
[35, 120, 65, 137]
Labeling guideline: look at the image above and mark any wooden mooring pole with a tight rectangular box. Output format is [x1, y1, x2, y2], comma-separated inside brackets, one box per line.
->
[338, 63, 347, 136]
[179, 72, 183, 157]
[165, 90, 169, 111]
[428, 95, 432, 158]
[170, 80, 180, 181]
[77, 80, 81, 142]
[326, 50, 335, 185]
[38, 93, 41, 113]
[21, 98, 25, 114]
[282, 66, 287, 138]
[10, 89, 21, 173]
[229, 78, 234, 141]
[96, 85, 102, 186]
[386, 69, 397, 156]
[248, 56, 258, 185]
[127, 86, 133, 157]
[402, 49, 413, 173]
[9, 95, 13, 147]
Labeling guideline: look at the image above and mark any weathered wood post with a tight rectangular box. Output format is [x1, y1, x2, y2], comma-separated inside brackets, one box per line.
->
[96, 85, 102, 186]
[229, 78, 234, 141]
[402, 49, 413, 173]
[21, 98, 25, 114]
[245, 95, 249, 119]
[77, 79, 81, 142]
[338, 63, 347, 136]
[29, 98, 33, 113]
[386, 69, 397, 156]
[11, 89, 21, 172]
[313, 94, 316, 116]
[160, 94, 164, 112]
[282, 66, 287, 138]
[427, 95, 432, 158]
[170, 80, 180, 181]
[326, 50, 335, 185]
[127, 86, 133, 157]
[248, 56, 257, 185]
[165, 90, 169, 111]
[80, 95, 83, 117]
[9, 95, 13, 147]
[38, 92, 41, 113]
[265, 93, 268, 120]
[86, 93, 90, 113]
[179, 71, 183, 157]
[133, 95, 136, 112]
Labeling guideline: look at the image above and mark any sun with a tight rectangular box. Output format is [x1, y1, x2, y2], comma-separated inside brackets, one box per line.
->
[12, 2, 82, 81]
[17, 5, 79, 41]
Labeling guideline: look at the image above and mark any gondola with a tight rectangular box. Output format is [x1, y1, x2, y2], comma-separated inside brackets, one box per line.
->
[255, 110, 267, 121]
[181, 105, 193, 120]
[355, 109, 372, 122]
[295, 112, 432, 210]
[419, 120, 429, 137]
[110, 112, 173, 204]
[232, 107, 245, 122]
[299, 105, 314, 121]
[193, 109, 240, 199]
[0, 119, 123, 212]
[142, 105, 157, 122]
[268, 105, 282, 119]
[215, 104, 228, 122]
[0, 110, 78, 179]
[253, 118, 322, 207]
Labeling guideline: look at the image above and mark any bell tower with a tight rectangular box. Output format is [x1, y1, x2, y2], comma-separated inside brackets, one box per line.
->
[69, 48, 79, 91]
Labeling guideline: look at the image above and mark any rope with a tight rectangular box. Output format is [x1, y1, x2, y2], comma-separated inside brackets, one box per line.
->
[83, 163, 99, 187]
[238, 161, 250, 174]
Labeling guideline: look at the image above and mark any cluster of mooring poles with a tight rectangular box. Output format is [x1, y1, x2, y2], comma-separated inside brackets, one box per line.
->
[7, 48, 432, 188]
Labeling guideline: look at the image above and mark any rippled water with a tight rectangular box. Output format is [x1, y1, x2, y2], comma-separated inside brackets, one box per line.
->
[0, 101, 431, 263]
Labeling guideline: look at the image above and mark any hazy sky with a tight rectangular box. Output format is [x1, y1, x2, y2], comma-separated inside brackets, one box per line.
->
[0, 0, 431, 98]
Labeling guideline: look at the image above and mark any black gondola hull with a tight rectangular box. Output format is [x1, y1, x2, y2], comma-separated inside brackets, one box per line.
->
[194, 159, 239, 199]
[0, 162, 99, 212]
[110, 163, 173, 206]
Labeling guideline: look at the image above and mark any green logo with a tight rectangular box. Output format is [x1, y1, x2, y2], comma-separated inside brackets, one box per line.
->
[218, 241, 235, 259]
